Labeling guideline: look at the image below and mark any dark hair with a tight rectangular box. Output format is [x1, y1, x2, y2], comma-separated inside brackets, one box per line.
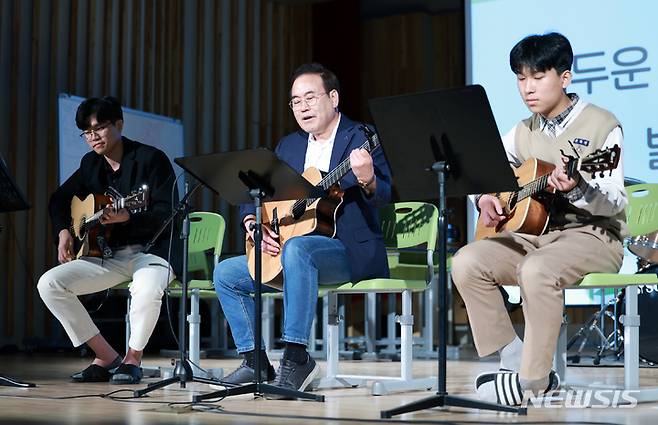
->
[509, 32, 573, 75]
[75, 96, 124, 130]
[289, 63, 340, 96]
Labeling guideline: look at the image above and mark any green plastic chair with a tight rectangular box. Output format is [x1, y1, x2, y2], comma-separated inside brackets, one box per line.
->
[119, 212, 225, 373]
[313, 201, 439, 395]
[557, 184, 658, 401]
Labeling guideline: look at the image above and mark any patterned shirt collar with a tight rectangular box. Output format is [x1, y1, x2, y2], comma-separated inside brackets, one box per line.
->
[540, 93, 580, 136]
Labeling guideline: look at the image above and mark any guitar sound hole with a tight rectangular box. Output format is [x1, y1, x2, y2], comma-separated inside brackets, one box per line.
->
[291, 202, 306, 220]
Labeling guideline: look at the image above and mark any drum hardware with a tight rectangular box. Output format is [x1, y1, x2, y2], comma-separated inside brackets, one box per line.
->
[567, 289, 623, 365]
[567, 261, 658, 365]
[628, 231, 658, 266]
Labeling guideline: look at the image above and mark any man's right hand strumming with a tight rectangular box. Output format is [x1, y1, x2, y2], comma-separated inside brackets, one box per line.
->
[244, 215, 280, 255]
[478, 195, 507, 228]
[57, 229, 75, 263]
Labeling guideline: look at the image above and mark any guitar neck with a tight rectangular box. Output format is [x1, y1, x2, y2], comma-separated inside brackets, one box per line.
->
[287, 131, 379, 217]
[517, 174, 552, 202]
[318, 138, 374, 190]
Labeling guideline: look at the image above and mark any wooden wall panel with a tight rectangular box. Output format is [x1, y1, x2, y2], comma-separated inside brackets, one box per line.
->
[0, 0, 467, 349]
[0, 0, 312, 346]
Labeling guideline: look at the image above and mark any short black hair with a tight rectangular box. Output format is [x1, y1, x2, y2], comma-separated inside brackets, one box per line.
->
[509, 32, 573, 75]
[289, 63, 340, 96]
[75, 96, 123, 130]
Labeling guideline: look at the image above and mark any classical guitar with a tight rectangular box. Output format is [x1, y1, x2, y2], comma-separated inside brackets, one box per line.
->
[474, 145, 621, 240]
[246, 126, 381, 284]
[70, 185, 149, 258]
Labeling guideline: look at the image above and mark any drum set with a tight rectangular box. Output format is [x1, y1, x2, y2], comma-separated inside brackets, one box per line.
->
[568, 178, 658, 365]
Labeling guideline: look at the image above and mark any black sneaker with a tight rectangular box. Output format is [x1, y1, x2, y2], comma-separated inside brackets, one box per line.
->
[209, 359, 276, 390]
[267, 354, 320, 400]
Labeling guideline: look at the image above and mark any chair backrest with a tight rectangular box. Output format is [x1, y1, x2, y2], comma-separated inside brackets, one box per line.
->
[379, 202, 439, 251]
[187, 212, 226, 264]
[625, 184, 658, 237]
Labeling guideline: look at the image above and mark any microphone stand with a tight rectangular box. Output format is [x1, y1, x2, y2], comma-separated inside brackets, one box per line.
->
[133, 182, 222, 397]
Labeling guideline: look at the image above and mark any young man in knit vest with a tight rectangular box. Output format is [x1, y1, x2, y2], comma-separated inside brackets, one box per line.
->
[451, 32, 626, 406]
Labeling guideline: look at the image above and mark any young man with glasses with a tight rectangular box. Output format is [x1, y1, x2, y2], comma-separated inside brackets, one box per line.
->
[213, 63, 392, 396]
[38, 96, 181, 385]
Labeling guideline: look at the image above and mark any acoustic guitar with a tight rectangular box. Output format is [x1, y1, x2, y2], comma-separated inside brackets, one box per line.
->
[70, 185, 149, 258]
[474, 145, 621, 240]
[246, 126, 381, 284]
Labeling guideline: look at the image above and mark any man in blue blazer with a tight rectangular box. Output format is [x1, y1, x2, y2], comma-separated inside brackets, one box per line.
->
[213, 63, 392, 396]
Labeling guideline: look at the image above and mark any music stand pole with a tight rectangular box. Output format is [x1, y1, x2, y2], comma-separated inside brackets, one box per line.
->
[134, 183, 220, 397]
[193, 187, 323, 402]
[381, 162, 526, 418]
[169, 148, 323, 402]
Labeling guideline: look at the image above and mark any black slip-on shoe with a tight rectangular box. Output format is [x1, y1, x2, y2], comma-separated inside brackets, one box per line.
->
[71, 356, 122, 383]
[109, 363, 143, 385]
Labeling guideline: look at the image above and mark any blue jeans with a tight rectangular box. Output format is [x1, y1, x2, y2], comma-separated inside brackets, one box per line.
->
[213, 235, 351, 353]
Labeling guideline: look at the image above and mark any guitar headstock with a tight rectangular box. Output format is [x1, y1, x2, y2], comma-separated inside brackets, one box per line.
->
[360, 125, 381, 152]
[562, 145, 621, 179]
[120, 185, 149, 214]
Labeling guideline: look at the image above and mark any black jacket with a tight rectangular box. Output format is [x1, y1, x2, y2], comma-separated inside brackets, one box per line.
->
[49, 137, 182, 276]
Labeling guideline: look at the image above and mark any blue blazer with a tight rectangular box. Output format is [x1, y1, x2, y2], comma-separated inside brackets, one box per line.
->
[240, 115, 392, 282]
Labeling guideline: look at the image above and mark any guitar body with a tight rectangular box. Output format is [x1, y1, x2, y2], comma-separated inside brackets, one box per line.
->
[246, 167, 344, 284]
[475, 158, 555, 240]
[70, 193, 112, 258]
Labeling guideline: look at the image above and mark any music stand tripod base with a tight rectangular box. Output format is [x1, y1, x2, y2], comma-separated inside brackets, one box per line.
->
[0, 375, 36, 388]
[381, 393, 527, 418]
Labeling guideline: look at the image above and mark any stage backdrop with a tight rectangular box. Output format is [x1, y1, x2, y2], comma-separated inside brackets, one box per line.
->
[465, 0, 657, 305]
[58, 94, 185, 195]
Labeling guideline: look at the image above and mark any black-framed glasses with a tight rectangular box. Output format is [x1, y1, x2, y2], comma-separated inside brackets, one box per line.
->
[288, 92, 327, 111]
[79, 122, 113, 140]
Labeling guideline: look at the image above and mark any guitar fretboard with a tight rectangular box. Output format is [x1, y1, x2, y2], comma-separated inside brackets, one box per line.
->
[518, 174, 551, 202]
[290, 132, 380, 214]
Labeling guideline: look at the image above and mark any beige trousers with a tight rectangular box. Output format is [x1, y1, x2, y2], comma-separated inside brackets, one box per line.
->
[38, 245, 174, 351]
[451, 225, 623, 380]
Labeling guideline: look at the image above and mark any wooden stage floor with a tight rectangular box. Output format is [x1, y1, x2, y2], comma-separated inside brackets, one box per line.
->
[0, 354, 657, 424]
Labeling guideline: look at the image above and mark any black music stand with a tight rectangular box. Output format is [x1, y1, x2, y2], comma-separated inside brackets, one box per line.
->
[133, 182, 219, 398]
[173, 148, 325, 402]
[369, 85, 525, 416]
[0, 155, 35, 387]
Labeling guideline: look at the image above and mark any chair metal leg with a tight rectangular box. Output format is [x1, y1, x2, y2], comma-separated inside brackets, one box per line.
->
[313, 292, 364, 389]
[554, 315, 568, 382]
[371, 289, 436, 396]
[364, 293, 377, 355]
[263, 296, 275, 351]
[188, 289, 201, 367]
[378, 294, 397, 356]
[185, 289, 222, 379]
[624, 285, 640, 389]
[125, 297, 131, 354]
